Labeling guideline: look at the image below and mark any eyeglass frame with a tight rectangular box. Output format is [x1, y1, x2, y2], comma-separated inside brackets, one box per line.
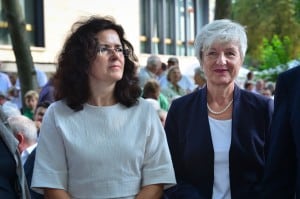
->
[97, 44, 130, 56]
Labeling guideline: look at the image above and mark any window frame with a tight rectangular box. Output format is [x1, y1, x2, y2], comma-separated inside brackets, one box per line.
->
[140, 0, 209, 56]
[0, 0, 44, 47]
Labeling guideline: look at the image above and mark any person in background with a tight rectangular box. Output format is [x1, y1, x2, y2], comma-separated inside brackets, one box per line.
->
[142, 79, 169, 124]
[15, 68, 48, 92]
[22, 90, 39, 120]
[34, 68, 48, 91]
[8, 115, 43, 199]
[8, 72, 17, 87]
[167, 57, 179, 69]
[246, 71, 254, 81]
[193, 66, 206, 91]
[261, 88, 273, 99]
[244, 80, 255, 92]
[157, 62, 168, 82]
[14, 68, 48, 111]
[0, 91, 21, 117]
[142, 79, 161, 101]
[160, 57, 195, 93]
[0, 61, 12, 94]
[253, 79, 265, 94]
[31, 16, 175, 199]
[37, 77, 55, 104]
[33, 101, 51, 134]
[161, 66, 188, 104]
[138, 56, 169, 111]
[0, 107, 30, 199]
[142, 79, 169, 111]
[164, 19, 273, 199]
[7, 73, 22, 109]
[262, 65, 300, 198]
[265, 81, 275, 97]
[138, 55, 161, 88]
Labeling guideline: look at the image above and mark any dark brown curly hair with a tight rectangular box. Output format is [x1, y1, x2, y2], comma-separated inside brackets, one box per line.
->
[53, 16, 141, 111]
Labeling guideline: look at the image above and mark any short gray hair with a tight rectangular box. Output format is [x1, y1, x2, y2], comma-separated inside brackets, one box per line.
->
[8, 115, 37, 144]
[146, 55, 161, 69]
[194, 19, 247, 64]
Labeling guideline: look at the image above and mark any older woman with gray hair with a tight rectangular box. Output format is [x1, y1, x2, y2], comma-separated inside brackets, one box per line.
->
[161, 66, 188, 104]
[164, 19, 273, 198]
[193, 66, 206, 91]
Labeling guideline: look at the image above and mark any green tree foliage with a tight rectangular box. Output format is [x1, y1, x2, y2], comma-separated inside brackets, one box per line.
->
[295, 0, 300, 21]
[259, 35, 292, 70]
[232, 0, 300, 66]
[255, 35, 292, 81]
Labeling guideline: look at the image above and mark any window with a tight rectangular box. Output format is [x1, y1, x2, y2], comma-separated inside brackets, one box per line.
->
[0, 0, 44, 47]
[140, 0, 209, 56]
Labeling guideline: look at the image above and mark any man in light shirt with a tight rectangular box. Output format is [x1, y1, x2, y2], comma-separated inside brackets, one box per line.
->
[7, 115, 43, 199]
[0, 61, 12, 94]
[138, 55, 162, 88]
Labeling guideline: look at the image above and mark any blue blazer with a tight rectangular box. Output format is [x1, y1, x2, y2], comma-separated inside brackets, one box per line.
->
[263, 66, 300, 198]
[164, 85, 273, 199]
[24, 148, 43, 199]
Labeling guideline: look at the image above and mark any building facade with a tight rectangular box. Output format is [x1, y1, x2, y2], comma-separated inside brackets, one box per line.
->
[0, 0, 212, 74]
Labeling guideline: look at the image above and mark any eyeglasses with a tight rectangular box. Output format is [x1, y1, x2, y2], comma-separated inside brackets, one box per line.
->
[98, 46, 130, 56]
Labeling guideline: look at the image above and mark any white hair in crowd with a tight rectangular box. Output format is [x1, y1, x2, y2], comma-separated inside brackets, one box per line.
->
[7, 115, 37, 144]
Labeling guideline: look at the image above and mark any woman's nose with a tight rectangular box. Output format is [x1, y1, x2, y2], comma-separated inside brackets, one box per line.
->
[216, 53, 226, 65]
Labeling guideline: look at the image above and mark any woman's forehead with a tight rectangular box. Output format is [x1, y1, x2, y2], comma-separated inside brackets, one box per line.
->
[206, 41, 240, 50]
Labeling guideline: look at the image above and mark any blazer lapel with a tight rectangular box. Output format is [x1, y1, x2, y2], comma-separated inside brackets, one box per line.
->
[231, 85, 242, 147]
[0, 121, 19, 160]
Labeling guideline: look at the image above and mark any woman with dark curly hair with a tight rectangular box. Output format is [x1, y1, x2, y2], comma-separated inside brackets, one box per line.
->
[31, 16, 175, 199]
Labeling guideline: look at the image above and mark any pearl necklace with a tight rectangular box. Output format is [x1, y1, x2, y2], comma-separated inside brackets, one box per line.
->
[207, 99, 233, 115]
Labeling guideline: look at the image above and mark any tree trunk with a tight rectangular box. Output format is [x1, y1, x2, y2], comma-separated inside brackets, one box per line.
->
[215, 0, 232, 20]
[2, 0, 37, 107]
